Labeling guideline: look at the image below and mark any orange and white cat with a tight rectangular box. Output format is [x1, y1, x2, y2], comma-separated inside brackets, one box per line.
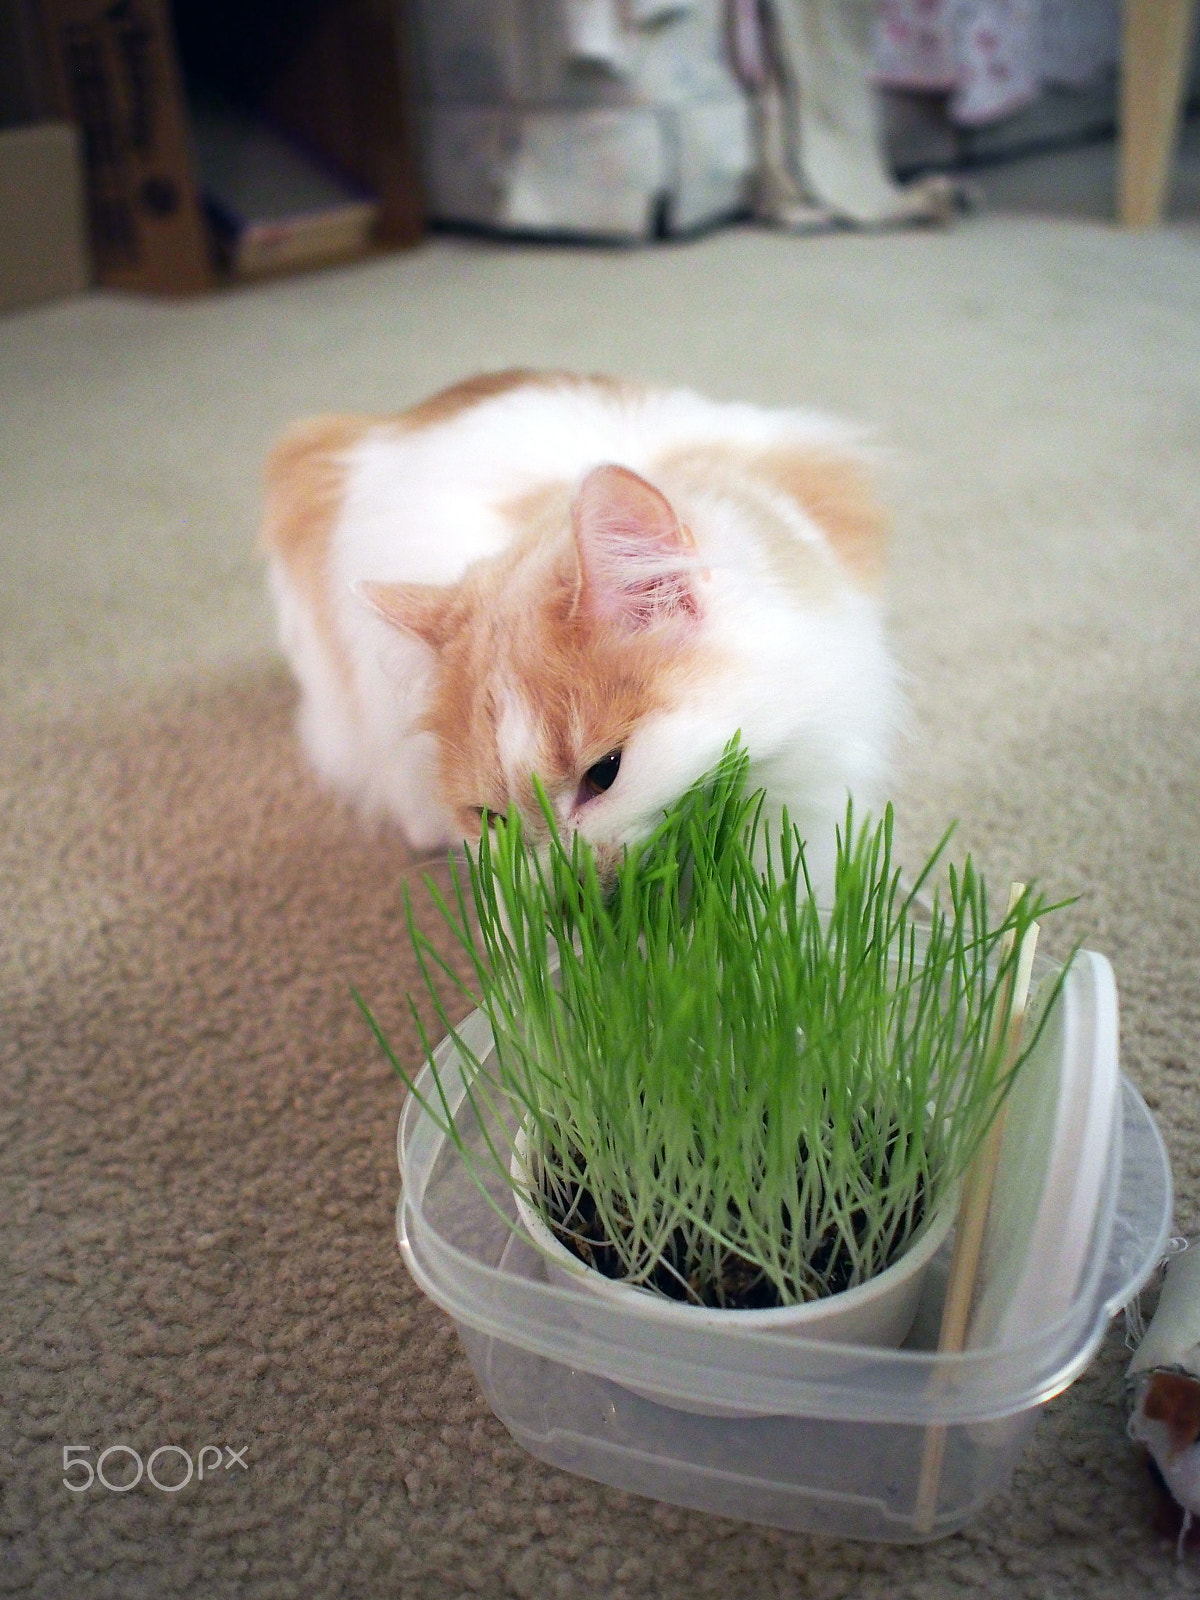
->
[263, 370, 899, 892]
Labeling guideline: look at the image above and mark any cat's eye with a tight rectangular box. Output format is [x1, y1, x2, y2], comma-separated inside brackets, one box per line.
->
[471, 805, 500, 828]
[580, 749, 622, 801]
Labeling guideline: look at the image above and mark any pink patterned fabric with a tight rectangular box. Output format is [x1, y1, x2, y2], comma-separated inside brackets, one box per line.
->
[873, 0, 1120, 126]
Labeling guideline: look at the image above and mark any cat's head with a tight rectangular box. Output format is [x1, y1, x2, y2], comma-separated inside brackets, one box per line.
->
[357, 464, 727, 875]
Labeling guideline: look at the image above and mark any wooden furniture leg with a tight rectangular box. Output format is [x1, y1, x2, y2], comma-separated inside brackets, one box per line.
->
[1119, 0, 1198, 226]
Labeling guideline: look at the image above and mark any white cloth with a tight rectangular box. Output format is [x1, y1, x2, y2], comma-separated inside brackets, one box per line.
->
[737, 0, 960, 228]
[873, 0, 1121, 127]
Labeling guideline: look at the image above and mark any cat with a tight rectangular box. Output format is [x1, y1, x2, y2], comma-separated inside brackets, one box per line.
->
[262, 369, 900, 894]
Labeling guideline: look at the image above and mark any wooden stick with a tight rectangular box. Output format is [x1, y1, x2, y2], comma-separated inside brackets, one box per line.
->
[913, 886, 1040, 1534]
[1118, 0, 1197, 227]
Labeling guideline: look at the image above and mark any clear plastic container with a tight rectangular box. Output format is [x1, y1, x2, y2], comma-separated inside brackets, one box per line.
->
[395, 952, 1172, 1542]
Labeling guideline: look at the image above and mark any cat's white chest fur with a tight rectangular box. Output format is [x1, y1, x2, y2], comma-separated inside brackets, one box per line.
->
[263, 371, 900, 887]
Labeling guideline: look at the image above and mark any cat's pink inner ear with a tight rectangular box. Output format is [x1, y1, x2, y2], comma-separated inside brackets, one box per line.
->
[572, 464, 700, 629]
[353, 579, 452, 649]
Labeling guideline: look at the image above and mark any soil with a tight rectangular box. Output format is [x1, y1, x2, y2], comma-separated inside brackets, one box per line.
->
[538, 1152, 927, 1311]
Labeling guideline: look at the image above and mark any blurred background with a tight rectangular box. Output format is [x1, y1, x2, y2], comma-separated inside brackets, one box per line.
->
[2, 0, 1199, 310]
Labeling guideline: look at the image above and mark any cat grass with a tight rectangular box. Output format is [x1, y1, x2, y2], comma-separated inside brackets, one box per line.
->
[360, 744, 1065, 1309]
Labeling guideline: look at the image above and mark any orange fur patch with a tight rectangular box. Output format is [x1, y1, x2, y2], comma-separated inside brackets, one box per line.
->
[420, 515, 708, 837]
[356, 579, 459, 652]
[496, 481, 576, 550]
[656, 441, 886, 594]
[397, 369, 628, 433]
[262, 414, 376, 688]
[754, 446, 888, 590]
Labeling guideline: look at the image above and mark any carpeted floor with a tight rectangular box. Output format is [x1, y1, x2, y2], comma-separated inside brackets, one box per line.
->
[3, 206, 1200, 1598]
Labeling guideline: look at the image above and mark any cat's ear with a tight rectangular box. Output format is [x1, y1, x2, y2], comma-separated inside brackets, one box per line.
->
[572, 464, 701, 630]
[353, 579, 453, 650]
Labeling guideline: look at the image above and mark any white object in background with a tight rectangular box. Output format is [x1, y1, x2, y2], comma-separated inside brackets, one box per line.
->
[745, 0, 959, 228]
[412, 0, 752, 238]
[629, 0, 693, 20]
[1128, 1242, 1200, 1549]
[873, 0, 1122, 125]
[425, 104, 668, 237]
[562, 0, 625, 68]
[1130, 1244, 1200, 1378]
[672, 94, 757, 231]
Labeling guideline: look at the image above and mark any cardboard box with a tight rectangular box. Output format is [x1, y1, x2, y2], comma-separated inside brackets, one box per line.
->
[0, 119, 91, 311]
[28, 0, 424, 294]
[35, 0, 213, 292]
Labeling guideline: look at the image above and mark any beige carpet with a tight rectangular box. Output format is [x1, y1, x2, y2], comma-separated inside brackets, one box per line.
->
[3, 211, 1200, 1598]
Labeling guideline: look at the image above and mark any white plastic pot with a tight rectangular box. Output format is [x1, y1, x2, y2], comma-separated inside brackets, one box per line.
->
[510, 1126, 956, 1355]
